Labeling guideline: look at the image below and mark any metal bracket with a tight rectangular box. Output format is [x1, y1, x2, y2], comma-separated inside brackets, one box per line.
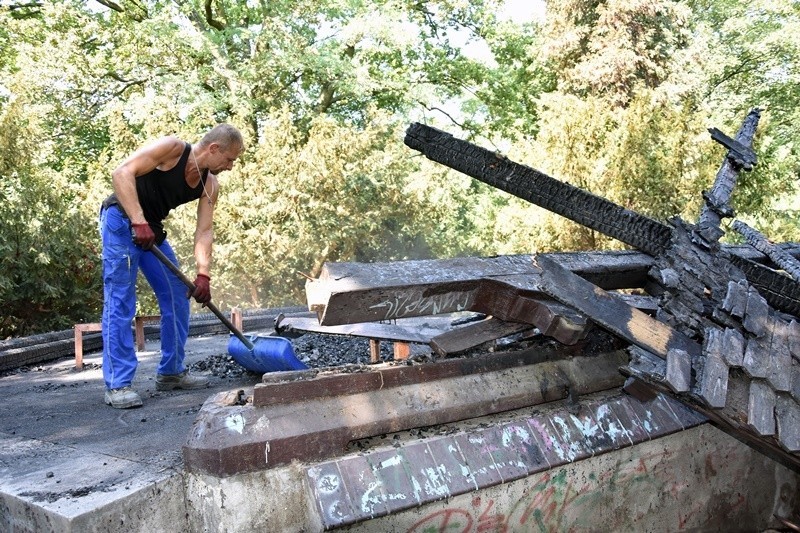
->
[708, 127, 757, 171]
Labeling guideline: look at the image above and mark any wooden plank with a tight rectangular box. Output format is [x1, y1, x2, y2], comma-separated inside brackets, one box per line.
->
[665, 348, 692, 393]
[722, 280, 748, 319]
[748, 380, 776, 436]
[307, 251, 652, 326]
[743, 332, 771, 379]
[698, 329, 730, 408]
[742, 287, 769, 337]
[276, 314, 458, 343]
[306, 247, 791, 327]
[430, 318, 533, 356]
[775, 395, 800, 452]
[534, 254, 701, 359]
[722, 327, 745, 367]
[767, 319, 792, 392]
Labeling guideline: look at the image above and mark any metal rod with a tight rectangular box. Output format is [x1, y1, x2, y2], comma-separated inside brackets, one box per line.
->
[148, 245, 255, 351]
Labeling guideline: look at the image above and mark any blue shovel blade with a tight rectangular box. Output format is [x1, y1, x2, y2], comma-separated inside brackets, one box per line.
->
[227, 334, 309, 373]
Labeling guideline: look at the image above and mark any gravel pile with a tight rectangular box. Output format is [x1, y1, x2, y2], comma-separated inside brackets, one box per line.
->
[189, 332, 436, 378]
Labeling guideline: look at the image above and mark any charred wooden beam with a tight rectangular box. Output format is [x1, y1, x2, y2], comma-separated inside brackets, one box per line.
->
[727, 255, 800, 317]
[404, 123, 673, 256]
[533, 254, 701, 359]
[733, 220, 800, 283]
[697, 109, 761, 243]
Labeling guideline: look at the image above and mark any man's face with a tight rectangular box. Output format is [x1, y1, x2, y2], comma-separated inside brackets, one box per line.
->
[209, 143, 242, 174]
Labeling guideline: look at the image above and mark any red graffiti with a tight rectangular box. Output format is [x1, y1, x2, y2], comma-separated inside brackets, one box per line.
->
[407, 508, 473, 533]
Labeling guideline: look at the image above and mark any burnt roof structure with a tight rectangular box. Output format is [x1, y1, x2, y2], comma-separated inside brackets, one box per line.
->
[400, 109, 800, 472]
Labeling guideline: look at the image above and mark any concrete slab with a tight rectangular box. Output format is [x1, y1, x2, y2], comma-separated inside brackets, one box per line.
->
[0, 330, 263, 531]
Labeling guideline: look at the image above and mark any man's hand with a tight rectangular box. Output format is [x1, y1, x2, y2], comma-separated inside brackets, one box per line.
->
[190, 273, 211, 304]
[131, 223, 155, 249]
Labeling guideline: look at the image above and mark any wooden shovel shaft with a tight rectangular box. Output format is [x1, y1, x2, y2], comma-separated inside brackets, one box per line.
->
[148, 245, 255, 351]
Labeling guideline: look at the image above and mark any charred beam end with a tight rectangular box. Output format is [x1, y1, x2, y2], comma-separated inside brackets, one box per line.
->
[732, 220, 800, 283]
[729, 255, 800, 317]
[708, 127, 758, 171]
[404, 123, 672, 256]
[698, 109, 761, 240]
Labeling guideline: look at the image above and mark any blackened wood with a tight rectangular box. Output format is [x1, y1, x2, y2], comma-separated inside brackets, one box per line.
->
[790, 321, 800, 363]
[620, 364, 800, 473]
[535, 254, 702, 359]
[665, 348, 692, 393]
[708, 127, 757, 170]
[775, 395, 800, 452]
[722, 280, 748, 319]
[473, 280, 590, 345]
[404, 123, 673, 255]
[307, 251, 656, 328]
[791, 361, 800, 402]
[728, 255, 800, 317]
[742, 287, 770, 337]
[767, 319, 793, 392]
[722, 327, 745, 367]
[733, 220, 800, 282]
[743, 334, 772, 379]
[748, 380, 776, 436]
[698, 329, 730, 408]
[623, 375, 659, 403]
[430, 318, 533, 356]
[698, 108, 761, 241]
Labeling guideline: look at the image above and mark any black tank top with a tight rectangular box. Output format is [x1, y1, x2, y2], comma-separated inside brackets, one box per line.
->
[103, 142, 208, 242]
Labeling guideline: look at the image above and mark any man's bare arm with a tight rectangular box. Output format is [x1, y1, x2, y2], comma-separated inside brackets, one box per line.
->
[193, 174, 219, 277]
[111, 137, 184, 225]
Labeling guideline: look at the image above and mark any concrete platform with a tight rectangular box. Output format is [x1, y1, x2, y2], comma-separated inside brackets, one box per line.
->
[0, 331, 262, 532]
[2, 331, 799, 532]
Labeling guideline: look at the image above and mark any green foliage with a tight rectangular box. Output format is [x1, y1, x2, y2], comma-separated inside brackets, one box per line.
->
[2, 0, 800, 335]
[0, 98, 102, 337]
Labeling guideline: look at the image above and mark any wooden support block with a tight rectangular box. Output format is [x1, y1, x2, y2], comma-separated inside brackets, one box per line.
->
[665, 348, 692, 393]
[74, 323, 102, 370]
[748, 380, 776, 436]
[231, 307, 243, 332]
[393, 342, 410, 360]
[622, 376, 658, 403]
[369, 339, 381, 363]
[134, 315, 160, 351]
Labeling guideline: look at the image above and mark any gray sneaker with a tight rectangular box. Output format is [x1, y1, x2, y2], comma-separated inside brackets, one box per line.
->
[155, 370, 209, 391]
[105, 387, 143, 409]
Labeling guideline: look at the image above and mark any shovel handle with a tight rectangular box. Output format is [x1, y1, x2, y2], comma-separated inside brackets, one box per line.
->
[148, 246, 255, 351]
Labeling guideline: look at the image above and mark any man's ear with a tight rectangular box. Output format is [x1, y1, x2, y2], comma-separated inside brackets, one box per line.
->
[209, 143, 220, 154]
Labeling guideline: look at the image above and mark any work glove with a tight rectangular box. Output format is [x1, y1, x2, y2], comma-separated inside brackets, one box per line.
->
[131, 223, 156, 250]
[190, 273, 212, 305]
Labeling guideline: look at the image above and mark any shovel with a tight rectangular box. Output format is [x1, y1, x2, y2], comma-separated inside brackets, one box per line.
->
[148, 245, 309, 373]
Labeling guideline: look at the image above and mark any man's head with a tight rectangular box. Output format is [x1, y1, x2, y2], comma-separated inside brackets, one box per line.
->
[198, 124, 244, 174]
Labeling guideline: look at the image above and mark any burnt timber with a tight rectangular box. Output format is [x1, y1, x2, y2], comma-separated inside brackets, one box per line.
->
[300, 112, 800, 473]
[397, 111, 800, 472]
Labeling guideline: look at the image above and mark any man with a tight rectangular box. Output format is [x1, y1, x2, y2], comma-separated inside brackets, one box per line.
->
[99, 124, 244, 408]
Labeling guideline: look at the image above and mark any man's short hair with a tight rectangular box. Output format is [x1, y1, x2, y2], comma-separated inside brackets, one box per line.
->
[199, 124, 243, 151]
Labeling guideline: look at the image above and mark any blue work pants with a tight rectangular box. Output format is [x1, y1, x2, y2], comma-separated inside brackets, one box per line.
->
[99, 205, 190, 389]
